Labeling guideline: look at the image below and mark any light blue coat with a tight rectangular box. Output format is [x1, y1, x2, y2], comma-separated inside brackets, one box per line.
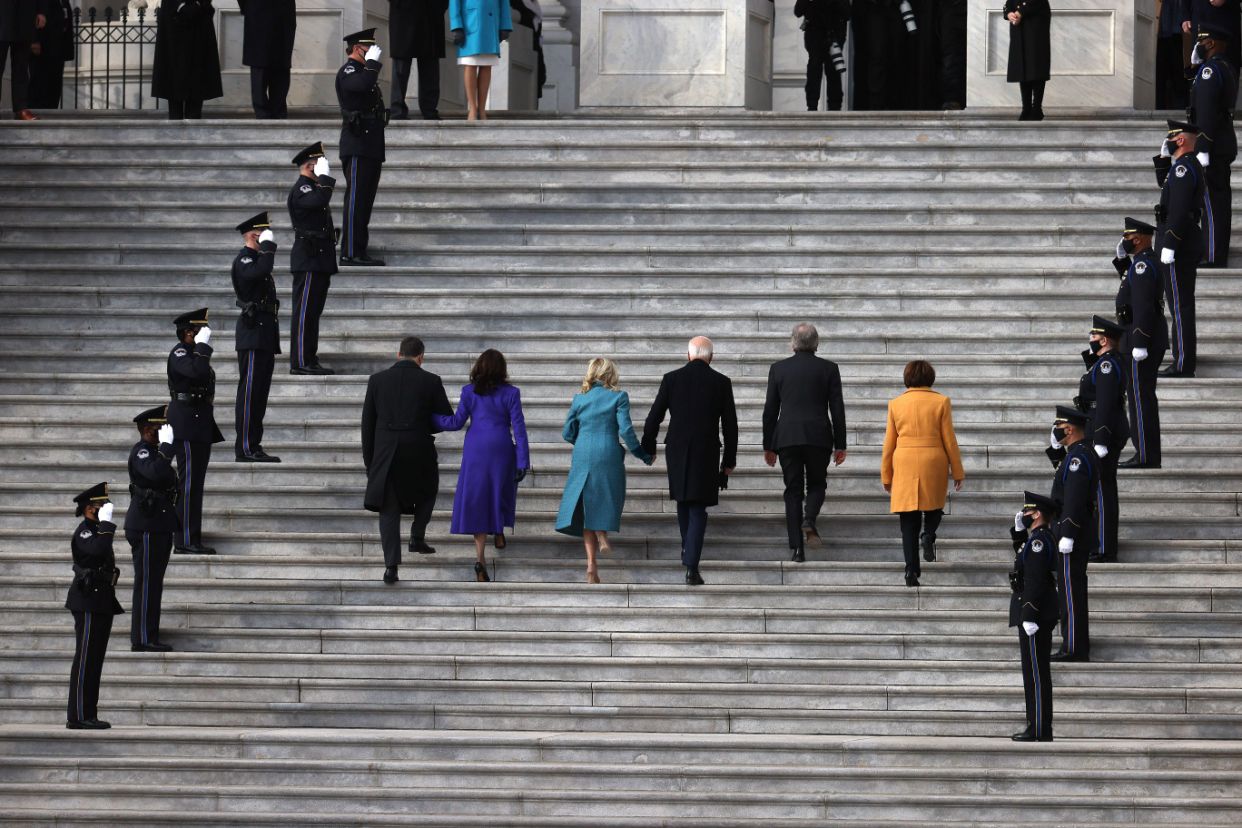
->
[555, 384, 653, 537]
[449, 0, 513, 58]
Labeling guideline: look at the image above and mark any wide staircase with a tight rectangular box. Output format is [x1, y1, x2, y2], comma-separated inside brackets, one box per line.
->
[0, 113, 1240, 825]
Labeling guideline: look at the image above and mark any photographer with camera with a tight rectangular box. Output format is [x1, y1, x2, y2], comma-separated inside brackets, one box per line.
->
[232, 212, 282, 464]
[125, 407, 180, 653]
[66, 483, 123, 730]
[795, 0, 851, 112]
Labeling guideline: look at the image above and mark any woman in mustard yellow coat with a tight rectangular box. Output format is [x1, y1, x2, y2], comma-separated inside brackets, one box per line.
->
[880, 360, 965, 587]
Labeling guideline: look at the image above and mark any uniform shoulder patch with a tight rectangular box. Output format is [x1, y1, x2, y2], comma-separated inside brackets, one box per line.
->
[79, 529, 92, 539]
[1203, 66, 1214, 80]
[1101, 360, 1113, 374]
[300, 184, 313, 193]
[174, 347, 188, 357]
[241, 257, 254, 264]
[137, 448, 150, 459]
[1031, 539, 1044, 553]
[1176, 165, 1188, 177]
[344, 65, 356, 74]
[1135, 261, 1147, 274]
[1069, 457, 1082, 472]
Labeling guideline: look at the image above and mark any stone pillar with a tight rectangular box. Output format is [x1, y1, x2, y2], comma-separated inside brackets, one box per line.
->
[539, 0, 580, 111]
[967, 0, 1156, 110]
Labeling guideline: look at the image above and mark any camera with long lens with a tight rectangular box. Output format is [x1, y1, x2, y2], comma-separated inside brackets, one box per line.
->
[829, 42, 846, 75]
[898, 0, 917, 33]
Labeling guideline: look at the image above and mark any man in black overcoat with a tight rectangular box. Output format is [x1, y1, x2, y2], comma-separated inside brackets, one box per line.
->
[28, 0, 72, 109]
[0, 0, 46, 120]
[641, 336, 739, 586]
[388, 0, 448, 120]
[362, 336, 452, 584]
[238, 0, 296, 118]
[151, 0, 223, 119]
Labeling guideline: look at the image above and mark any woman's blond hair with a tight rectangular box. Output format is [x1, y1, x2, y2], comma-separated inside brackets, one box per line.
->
[580, 357, 620, 393]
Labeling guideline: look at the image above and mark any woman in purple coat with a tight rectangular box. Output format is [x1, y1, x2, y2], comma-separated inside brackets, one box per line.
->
[434, 350, 530, 581]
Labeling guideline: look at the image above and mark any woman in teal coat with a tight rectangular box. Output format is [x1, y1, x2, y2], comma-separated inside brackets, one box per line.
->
[556, 358, 653, 583]
[449, 0, 513, 120]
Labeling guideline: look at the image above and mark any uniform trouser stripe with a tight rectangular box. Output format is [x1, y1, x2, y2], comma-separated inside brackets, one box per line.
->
[1061, 553, 1075, 653]
[1204, 189, 1216, 262]
[1132, 361, 1146, 463]
[1028, 633, 1042, 738]
[348, 158, 358, 257]
[140, 533, 150, 644]
[242, 352, 254, 455]
[1169, 262, 1185, 370]
[77, 612, 90, 721]
[1096, 484, 1106, 556]
[182, 441, 193, 546]
[298, 274, 312, 367]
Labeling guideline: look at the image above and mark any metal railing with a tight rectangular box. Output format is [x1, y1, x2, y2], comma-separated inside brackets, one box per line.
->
[71, 5, 160, 110]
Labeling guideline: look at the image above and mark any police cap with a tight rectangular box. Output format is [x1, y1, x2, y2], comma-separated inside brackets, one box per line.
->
[174, 308, 209, 330]
[1123, 216, 1155, 236]
[344, 28, 377, 47]
[74, 482, 110, 516]
[1198, 25, 1232, 42]
[1090, 314, 1127, 341]
[292, 142, 326, 167]
[1166, 119, 1201, 138]
[235, 211, 271, 234]
[133, 405, 168, 426]
[1022, 490, 1059, 517]
[1054, 405, 1089, 428]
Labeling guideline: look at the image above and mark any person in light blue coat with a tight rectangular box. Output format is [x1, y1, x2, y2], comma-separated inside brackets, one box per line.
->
[555, 358, 653, 583]
[449, 0, 513, 120]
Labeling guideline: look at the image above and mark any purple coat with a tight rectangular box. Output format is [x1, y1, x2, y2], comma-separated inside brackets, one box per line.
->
[434, 383, 530, 534]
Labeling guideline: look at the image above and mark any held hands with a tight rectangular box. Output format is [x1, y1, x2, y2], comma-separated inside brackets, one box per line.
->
[313, 157, 330, 178]
[157, 424, 175, 446]
[1094, 444, 1109, 459]
[452, 29, 465, 47]
[1160, 247, 1176, 265]
[1132, 347, 1149, 363]
[98, 503, 114, 524]
[259, 228, 275, 245]
[194, 326, 212, 346]
[1058, 537, 1074, 555]
[365, 45, 382, 63]
[763, 450, 778, 468]
[1022, 621, 1039, 637]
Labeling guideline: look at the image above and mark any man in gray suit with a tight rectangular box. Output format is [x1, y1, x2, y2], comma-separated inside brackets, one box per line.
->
[761, 323, 848, 562]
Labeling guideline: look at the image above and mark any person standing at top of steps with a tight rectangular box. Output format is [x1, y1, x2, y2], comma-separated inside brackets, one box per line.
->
[762, 323, 847, 563]
[1004, 0, 1050, 121]
[641, 337, 739, 587]
[362, 336, 453, 584]
[287, 142, 339, 376]
[231, 211, 282, 463]
[388, 0, 449, 120]
[794, 0, 850, 112]
[0, 0, 45, 121]
[26, 0, 73, 110]
[125, 406, 179, 653]
[1187, 25, 1237, 269]
[1076, 316, 1128, 564]
[1048, 405, 1097, 663]
[1008, 490, 1060, 742]
[151, 0, 223, 120]
[337, 28, 387, 267]
[237, 0, 296, 119]
[1153, 119, 1205, 378]
[1111, 217, 1167, 471]
[66, 483, 123, 730]
[168, 308, 224, 556]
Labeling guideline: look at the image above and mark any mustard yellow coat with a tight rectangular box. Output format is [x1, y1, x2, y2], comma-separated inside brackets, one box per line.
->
[880, 388, 965, 513]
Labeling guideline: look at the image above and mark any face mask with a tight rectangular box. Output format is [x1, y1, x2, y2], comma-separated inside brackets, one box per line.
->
[1052, 427, 1067, 444]
[1020, 513, 1035, 529]
[1088, 340, 1103, 355]
[1120, 238, 1135, 255]
[1166, 140, 1179, 157]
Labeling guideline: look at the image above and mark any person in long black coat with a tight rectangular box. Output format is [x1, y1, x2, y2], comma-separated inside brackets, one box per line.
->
[389, 0, 448, 119]
[28, 0, 72, 109]
[151, 0, 223, 119]
[1004, 0, 1050, 120]
[641, 337, 739, 586]
[362, 336, 453, 583]
[0, 0, 45, 119]
[239, 0, 296, 118]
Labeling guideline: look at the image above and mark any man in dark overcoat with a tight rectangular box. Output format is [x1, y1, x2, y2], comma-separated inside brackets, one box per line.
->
[28, 0, 73, 109]
[151, 0, 223, 119]
[388, 0, 448, 119]
[641, 336, 739, 586]
[238, 0, 296, 118]
[0, 0, 45, 120]
[362, 336, 453, 584]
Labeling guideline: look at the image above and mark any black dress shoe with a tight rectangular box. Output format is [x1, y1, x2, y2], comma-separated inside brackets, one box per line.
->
[1050, 651, 1089, 663]
[389, 107, 410, 120]
[802, 526, 823, 547]
[685, 568, 705, 586]
[174, 544, 215, 555]
[383, 566, 398, 584]
[131, 642, 172, 652]
[790, 547, 805, 563]
[1117, 455, 1160, 469]
[422, 111, 442, 121]
[904, 572, 920, 587]
[67, 719, 110, 730]
[290, 365, 333, 376]
[236, 450, 281, 463]
[309, 362, 335, 375]
[1088, 553, 1117, 563]
[1011, 726, 1051, 742]
[920, 533, 937, 563]
[340, 255, 386, 267]
[1158, 366, 1195, 378]
[410, 540, 437, 555]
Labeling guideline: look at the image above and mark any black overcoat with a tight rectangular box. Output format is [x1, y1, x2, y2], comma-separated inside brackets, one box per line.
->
[238, 0, 296, 68]
[152, 0, 224, 102]
[0, 0, 41, 42]
[361, 360, 452, 513]
[1004, 0, 1050, 83]
[389, 0, 449, 60]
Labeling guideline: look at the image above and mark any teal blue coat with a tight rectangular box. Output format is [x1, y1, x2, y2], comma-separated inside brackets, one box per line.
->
[555, 384, 653, 536]
[449, 0, 512, 57]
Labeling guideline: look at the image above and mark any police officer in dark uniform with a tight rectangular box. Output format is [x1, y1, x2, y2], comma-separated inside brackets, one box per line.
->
[1111, 218, 1168, 470]
[1077, 315, 1128, 563]
[232, 212, 282, 462]
[66, 482, 123, 730]
[125, 407, 178, 653]
[1048, 405, 1098, 663]
[238, 0, 297, 119]
[1154, 120, 1206, 378]
[1008, 490, 1059, 742]
[1189, 25, 1237, 268]
[168, 308, 224, 555]
[337, 29, 387, 267]
[287, 141, 339, 375]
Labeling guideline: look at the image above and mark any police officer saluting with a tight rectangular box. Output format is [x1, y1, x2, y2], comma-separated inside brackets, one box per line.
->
[1008, 491, 1060, 742]
[337, 29, 387, 267]
[125, 407, 178, 652]
[66, 483, 123, 730]
[1112, 218, 1168, 469]
[1154, 120, 1205, 378]
[1188, 25, 1237, 269]
[1078, 315, 1128, 563]
[1048, 405, 1098, 663]
[168, 308, 224, 555]
[288, 141, 339, 375]
[232, 212, 282, 462]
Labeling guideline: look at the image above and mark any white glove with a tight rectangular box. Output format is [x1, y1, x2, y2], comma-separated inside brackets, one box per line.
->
[1058, 537, 1074, 555]
[1191, 43, 1205, 66]
[1115, 239, 1127, 259]
[259, 228, 275, 245]
[98, 503, 114, 524]
[1049, 427, 1061, 449]
[1022, 621, 1039, 637]
[1014, 510, 1026, 533]
[1132, 347, 1148, 363]
[1160, 247, 1176, 265]
[157, 423, 174, 445]
[1197, 152, 1210, 168]
[313, 156, 330, 178]
[1159, 137, 1172, 158]
[194, 326, 212, 346]
[365, 44, 382, 62]
[1094, 444, 1108, 459]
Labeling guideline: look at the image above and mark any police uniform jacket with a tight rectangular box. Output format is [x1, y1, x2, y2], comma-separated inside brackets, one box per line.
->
[1114, 249, 1169, 353]
[167, 339, 225, 444]
[1154, 152, 1205, 256]
[1190, 53, 1238, 164]
[793, 0, 850, 43]
[288, 173, 339, 275]
[1051, 441, 1099, 551]
[389, 0, 449, 60]
[232, 241, 281, 353]
[123, 439, 180, 533]
[361, 360, 453, 512]
[1008, 525, 1059, 628]
[237, 0, 297, 69]
[336, 57, 386, 162]
[66, 518, 124, 615]
[1077, 350, 1129, 454]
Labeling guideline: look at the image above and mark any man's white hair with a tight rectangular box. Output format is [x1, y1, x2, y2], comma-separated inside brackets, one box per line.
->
[688, 336, 713, 360]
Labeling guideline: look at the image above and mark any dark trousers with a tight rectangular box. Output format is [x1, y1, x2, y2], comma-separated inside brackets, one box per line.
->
[897, 509, 942, 578]
[290, 271, 331, 369]
[1125, 345, 1163, 465]
[0, 41, 31, 112]
[68, 610, 113, 724]
[804, 36, 843, 111]
[778, 445, 830, 549]
[341, 155, 382, 260]
[1155, 35, 1188, 111]
[250, 64, 291, 118]
[1018, 623, 1053, 739]
[1162, 257, 1197, 373]
[166, 98, 203, 119]
[27, 52, 65, 108]
[235, 349, 275, 457]
[676, 501, 709, 570]
[174, 440, 211, 548]
[391, 56, 441, 116]
[379, 482, 436, 569]
[1056, 548, 1089, 658]
[1096, 451, 1119, 560]
[126, 530, 172, 647]
[1019, 81, 1046, 114]
[936, 0, 967, 106]
[1202, 160, 1232, 267]
[862, 3, 899, 110]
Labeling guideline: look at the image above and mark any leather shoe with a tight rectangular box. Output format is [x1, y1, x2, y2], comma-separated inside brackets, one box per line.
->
[410, 540, 437, 555]
[802, 526, 823, 547]
[1117, 455, 1160, 469]
[340, 255, 386, 267]
[131, 642, 172, 652]
[790, 547, 805, 563]
[389, 107, 410, 120]
[422, 111, 442, 121]
[383, 566, 398, 584]
[1050, 650, 1089, 663]
[685, 567, 705, 586]
[1158, 367, 1195, 378]
[920, 533, 937, 562]
[1011, 726, 1052, 742]
[174, 544, 215, 555]
[309, 362, 335, 375]
[236, 450, 281, 463]
[474, 561, 491, 582]
[17, 109, 39, 121]
[1088, 553, 1117, 563]
[904, 572, 920, 587]
[67, 719, 110, 730]
[290, 365, 333, 376]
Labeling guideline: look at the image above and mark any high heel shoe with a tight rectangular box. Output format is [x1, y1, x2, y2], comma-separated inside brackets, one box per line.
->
[474, 562, 491, 583]
[587, 567, 601, 584]
[494, 533, 507, 550]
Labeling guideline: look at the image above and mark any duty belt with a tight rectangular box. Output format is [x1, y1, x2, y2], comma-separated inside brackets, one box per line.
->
[237, 299, 280, 315]
[171, 391, 213, 405]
